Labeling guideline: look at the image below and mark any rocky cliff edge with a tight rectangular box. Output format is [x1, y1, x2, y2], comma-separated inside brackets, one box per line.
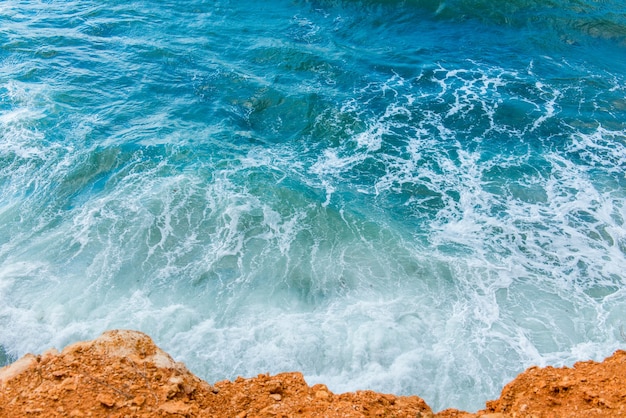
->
[0, 330, 624, 417]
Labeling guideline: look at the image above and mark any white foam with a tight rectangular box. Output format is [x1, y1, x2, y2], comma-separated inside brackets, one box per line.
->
[1, 27, 625, 415]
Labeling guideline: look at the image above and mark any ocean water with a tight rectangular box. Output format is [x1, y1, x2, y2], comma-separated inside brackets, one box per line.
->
[1, 0, 625, 411]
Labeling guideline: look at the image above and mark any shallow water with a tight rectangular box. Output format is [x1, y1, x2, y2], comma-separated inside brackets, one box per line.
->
[1, 0, 625, 411]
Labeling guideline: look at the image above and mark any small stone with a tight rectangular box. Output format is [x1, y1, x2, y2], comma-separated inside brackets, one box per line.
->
[312, 383, 332, 399]
[267, 380, 283, 395]
[60, 377, 77, 391]
[97, 394, 116, 408]
[269, 393, 282, 401]
[159, 400, 192, 416]
[315, 390, 330, 399]
[183, 382, 196, 395]
[167, 385, 181, 399]
[169, 376, 184, 386]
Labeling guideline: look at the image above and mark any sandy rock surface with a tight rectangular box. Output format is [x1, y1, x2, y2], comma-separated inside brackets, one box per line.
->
[0, 330, 431, 417]
[478, 349, 626, 417]
[436, 350, 626, 418]
[0, 329, 624, 417]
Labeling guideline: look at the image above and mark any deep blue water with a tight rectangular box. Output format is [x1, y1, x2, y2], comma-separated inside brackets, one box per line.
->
[1, 0, 625, 411]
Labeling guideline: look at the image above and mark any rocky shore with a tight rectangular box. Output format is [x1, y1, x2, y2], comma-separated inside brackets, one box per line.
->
[1, 330, 624, 417]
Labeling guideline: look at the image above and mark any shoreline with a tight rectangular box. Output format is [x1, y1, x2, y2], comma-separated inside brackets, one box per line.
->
[1, 330, 624, 417]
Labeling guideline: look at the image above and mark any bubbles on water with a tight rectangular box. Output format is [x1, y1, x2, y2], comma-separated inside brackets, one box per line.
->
[285, 59, 626, 408]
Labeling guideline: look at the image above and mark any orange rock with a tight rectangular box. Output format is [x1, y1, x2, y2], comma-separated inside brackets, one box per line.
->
[477, 350, 626, 418]
[96, 393, 116, 408]
[0, 330, 625, 418]
[158, 400, 192, 416]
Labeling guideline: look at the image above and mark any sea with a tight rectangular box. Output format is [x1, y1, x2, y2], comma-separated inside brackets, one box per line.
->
[1, 0, 625, 412]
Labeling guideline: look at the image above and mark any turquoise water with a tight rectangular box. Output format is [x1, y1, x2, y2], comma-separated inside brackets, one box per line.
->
[1, 0, 625, 411]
